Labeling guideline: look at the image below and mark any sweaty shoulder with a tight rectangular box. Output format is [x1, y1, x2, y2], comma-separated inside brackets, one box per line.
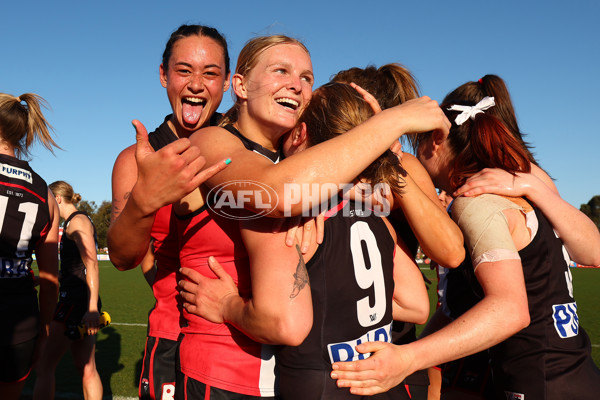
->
[452, 194, 522, 268]
[190, 126, 237, 148]
[113, 143, 136, 170]
[190, 126, 246, 163]
[111, 143, 138, 219]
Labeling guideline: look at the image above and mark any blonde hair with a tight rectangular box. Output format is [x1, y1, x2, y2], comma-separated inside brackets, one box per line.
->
[300, 82, 407, 197]
[220, 35, 310, 126]
[0, 93, 60, 157]
[49, 181, 81, 205]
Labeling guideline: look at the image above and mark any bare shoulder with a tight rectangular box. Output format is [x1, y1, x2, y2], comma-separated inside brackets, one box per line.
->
[190, 126, 248, 164]
[66, 213, 94, 238]
[71, 212, 93, 227]
[190, 126, 236, 147]
[111, 144, 138, 220]
[399, 152, 420, 170]
[113, 144, 137, 176]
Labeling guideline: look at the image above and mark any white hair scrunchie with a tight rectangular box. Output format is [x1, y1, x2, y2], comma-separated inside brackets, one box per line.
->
[448, 96, 495, 126]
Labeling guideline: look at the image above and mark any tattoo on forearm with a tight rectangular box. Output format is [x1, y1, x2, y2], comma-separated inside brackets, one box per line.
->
[110, 192, 130, 222]
[291, 245, 310, 299]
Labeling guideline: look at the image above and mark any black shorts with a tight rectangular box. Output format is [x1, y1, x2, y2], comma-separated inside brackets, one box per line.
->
[441, 351, 494, 399]
[0, 337, 37, 382]
[139, 336, 178, 400]
[175, 372, 279, 400]
[54, 285, 102, 331]
[1, 280, 39, 345]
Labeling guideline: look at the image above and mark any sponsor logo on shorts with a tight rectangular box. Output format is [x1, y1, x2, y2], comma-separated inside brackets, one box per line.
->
[141, 378, 149, 395]
[505, 391, 525, 399]
[0, 257, 31, 278]
[327, 322, 392, 363]
[0, 163, 32, 184]
[552, 302, 579, 338]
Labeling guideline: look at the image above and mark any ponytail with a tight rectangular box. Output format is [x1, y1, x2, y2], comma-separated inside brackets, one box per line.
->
[0, 93, 60, 157]
[332, 63, 420, 109]
[447, 112, 531, 190]
[49, 181, 81, 206]
[443, 75, 537, 164]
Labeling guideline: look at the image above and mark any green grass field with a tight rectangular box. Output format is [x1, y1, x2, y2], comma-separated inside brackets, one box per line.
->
[20, 261, 600, 399]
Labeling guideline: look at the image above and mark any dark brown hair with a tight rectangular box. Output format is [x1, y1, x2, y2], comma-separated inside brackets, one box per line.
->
[162, 24, 230, 75]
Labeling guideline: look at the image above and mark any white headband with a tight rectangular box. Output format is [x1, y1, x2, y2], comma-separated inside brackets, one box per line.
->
[448, 96, 495, 126]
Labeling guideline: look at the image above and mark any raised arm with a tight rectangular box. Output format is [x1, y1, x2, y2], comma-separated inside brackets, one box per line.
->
[179, 219, 313, 346]
[35, 191, 60, 339]
[68, 214, 101, 334]
[193, 97, 451, 217]
[108, 120, 229, 270]
[392, 154, 464, 268]
[454, 166, 600, 266]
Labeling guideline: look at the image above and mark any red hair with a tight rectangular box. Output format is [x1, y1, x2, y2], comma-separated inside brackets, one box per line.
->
[445, 111, 531, 190]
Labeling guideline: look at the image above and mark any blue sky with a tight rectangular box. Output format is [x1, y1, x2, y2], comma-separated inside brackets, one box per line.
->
[2, 1, 598, 208]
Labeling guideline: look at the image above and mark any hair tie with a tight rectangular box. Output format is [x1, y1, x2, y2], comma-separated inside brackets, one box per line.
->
[478, 78, 484, 85]
[447, 96, 495, 126]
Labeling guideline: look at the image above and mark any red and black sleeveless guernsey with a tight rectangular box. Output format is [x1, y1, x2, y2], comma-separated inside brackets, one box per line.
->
[145, 115, 182, 340]
[448, 203, 600, 400]
[176, 124, 281, 396]
[0, 154, 51, 345]
[277, 199, 410, 400]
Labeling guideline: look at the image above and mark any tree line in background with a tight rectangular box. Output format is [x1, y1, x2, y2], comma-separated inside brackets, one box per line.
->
[75, 194, 600, 254]
[581, 195, 600, 232]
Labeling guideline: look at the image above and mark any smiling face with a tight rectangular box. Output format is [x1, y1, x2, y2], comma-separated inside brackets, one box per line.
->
[160, 35, 230, 137]
[236, 43, 314, 139]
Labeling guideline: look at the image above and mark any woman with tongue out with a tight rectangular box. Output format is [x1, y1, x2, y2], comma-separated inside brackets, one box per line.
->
[108, 25, 232, 400]
[161, 34, 452, 399]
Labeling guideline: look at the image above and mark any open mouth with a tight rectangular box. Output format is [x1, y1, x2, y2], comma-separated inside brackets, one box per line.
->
[182, 97, 207, 125]
[275, 97, 299, 111]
